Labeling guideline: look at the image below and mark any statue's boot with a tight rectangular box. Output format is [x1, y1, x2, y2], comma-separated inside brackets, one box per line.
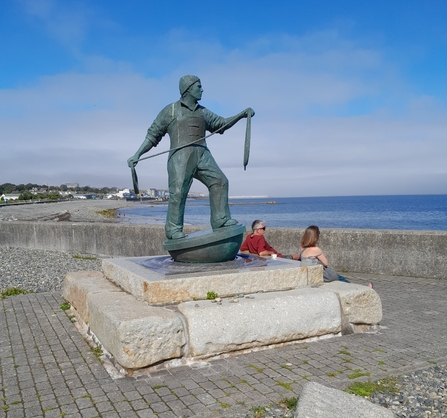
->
[170, 231, 187, 239]
[221, 219, 238, 227]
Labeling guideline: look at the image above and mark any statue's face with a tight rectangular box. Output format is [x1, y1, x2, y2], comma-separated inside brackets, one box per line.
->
[188, 81, 203, 101]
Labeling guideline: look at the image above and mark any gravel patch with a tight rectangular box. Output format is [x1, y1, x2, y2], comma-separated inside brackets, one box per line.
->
[225, 365, 447, 417]
[369, 364, 447, 418]
[0, 246, 103, 293]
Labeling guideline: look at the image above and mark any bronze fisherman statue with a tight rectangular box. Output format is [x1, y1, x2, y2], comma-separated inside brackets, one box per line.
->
[127, 75, 255, 241]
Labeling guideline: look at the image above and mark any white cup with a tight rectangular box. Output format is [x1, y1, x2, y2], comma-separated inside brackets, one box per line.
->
[271, 254, 277, 260]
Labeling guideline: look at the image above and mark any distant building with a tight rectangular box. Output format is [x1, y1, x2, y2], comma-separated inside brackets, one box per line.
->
[1, 194, 20, 201]
[64, 183, 79, 189]
[116, 189, 133, 199]
[73, 194, 97, 200]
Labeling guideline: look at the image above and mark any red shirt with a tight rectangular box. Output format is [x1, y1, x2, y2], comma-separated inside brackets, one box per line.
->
[240, 234, 282, 257]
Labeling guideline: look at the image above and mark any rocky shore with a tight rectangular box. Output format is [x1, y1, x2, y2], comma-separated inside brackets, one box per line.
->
[0, 199, 139, 223]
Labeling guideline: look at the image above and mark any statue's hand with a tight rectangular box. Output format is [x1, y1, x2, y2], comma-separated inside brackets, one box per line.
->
[246, 107, 255, 118]
[127, 155, 139, 168]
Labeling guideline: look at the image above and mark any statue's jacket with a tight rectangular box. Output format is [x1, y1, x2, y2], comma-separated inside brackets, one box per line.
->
[144, 99, 228, 161]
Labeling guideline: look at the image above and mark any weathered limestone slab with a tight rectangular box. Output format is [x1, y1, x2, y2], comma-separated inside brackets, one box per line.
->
[296, 382, 395, 418]
[321, 282, 383, 324]
[62, 270, 122, 323]
[88, 292, 185, 369]
[177, 287, 341, 357]
[102, 256, 322, 304]
[307, 263, 324, 286]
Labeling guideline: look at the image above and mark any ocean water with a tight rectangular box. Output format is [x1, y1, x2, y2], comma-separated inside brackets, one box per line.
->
[117, 195, 447, 231]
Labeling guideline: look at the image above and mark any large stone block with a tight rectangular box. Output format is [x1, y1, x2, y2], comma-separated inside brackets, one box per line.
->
[62, 270, 122, 323]
[177, 287, 341, 357]
[296, 382, 395, 418]
[88, 292, 185, 369]
[322, 282, 383, 324]
[102, 256, 322, 304]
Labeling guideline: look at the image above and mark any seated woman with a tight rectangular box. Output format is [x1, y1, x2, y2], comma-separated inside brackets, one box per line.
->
[299, 225, 351, 283]
[240, 220, 299, 260]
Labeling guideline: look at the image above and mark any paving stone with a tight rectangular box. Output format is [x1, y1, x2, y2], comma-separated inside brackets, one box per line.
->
[1, 275, 447, 418]
[79, 407, 100, 418]
[118, 411, 140, 418]
[122, 390, 142, 402]
[44, 409, 65, 418]
[178, 395, 199, 406]
[159, 394, 177, 403]
[60, 403, 81, 415]
[154, 386, 171, 396]
[135, 410, 158, 418]
[149, 401, 170, 413]
[129, 399, 149, 411]
[157, 412, 177, 418]
[114, 400, 133, 412]
[7, 409, 26, 418]
[142, 393, 161, 404]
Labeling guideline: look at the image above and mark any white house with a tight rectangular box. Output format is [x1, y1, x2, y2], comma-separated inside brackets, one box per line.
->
[1, 194, 20, 201]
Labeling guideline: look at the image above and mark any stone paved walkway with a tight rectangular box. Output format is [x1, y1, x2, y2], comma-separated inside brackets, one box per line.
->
[1, 274, 446, 417]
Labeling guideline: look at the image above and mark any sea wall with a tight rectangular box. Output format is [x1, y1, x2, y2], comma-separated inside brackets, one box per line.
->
[1, 221, 446, 279]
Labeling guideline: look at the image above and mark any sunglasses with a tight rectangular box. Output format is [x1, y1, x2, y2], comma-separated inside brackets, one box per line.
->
[257, 226, 266, 231]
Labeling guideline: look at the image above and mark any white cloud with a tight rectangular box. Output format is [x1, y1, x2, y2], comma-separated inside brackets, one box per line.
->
[1, 29, 447, 196]
[17, 0, 91, 48]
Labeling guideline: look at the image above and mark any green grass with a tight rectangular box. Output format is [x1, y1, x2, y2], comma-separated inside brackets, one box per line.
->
[275, 380, 294, 391]
[378, 361, 386, 365]
[347, 369, 371, 380]
[301, 359, 309, 364]
[60, 302, 71, 311]
[248, 364, 264, 373]
[251, 406, 266, 418]
[206, 291, 218, 300]
[280, 397, 299, 410]
[220, 402, 230, 408]
[1, 288, 31, 299]
[222, 377, 236, 387]
[346, 376, 399, 397]
[338, 349, 351, 356]
[326, 372, 336, 377]
[90, 345, 103, 359]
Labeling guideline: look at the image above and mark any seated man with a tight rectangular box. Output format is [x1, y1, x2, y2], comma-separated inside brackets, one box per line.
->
[240, 220, 299, 260]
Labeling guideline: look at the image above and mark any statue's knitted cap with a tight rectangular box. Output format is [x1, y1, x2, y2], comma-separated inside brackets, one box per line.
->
[179, 75, 200, 96]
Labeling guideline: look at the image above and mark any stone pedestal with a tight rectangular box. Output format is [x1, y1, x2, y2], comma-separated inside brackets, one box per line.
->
[63, 256, 383, 373]
[101, 255, 321, 304]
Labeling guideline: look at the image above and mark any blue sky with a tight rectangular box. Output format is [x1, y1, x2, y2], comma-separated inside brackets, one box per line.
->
[1, 0, 447, 197]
